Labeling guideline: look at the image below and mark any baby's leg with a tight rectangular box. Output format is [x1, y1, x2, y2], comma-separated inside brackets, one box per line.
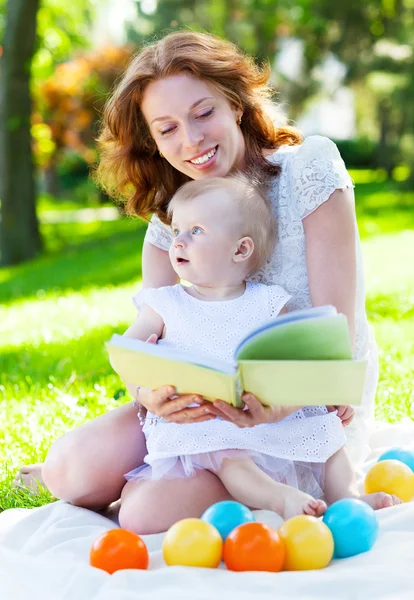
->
[324, 446, 402, 509]
[119, 469, 233, 535]
[217, 457, 327, 520]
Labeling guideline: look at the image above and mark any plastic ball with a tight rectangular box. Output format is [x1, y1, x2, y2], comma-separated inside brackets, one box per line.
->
[223, 522, 285, 572]
[90, 528, 149, 574]
[162, 518, 223, 568]
[323, 498, 379, 558]
[365, 459, 414, 502]
[278, 515, 334, 571]
[378, 447, 414, 472]
[201, 501, 255, 540]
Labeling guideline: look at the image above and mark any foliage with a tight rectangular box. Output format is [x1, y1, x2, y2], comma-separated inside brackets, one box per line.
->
[334, 139, 377, 169]
[33, 45, 133, 168]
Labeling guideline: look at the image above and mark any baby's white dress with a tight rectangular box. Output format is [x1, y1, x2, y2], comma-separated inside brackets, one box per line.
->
[126, 282, 346, 498]
[144, 136, 378, 467]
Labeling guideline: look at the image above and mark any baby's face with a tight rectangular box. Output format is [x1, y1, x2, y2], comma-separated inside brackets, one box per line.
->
[169, 189, 244, 287]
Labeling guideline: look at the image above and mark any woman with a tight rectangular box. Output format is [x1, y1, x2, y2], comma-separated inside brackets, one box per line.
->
[19, 31, 377, 521]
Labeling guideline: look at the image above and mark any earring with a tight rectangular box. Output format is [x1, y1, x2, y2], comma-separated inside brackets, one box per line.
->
[159, 150, 164, 158]
[237, 115, 242, 125]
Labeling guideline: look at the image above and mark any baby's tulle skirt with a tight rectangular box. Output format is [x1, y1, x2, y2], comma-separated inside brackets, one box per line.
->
[125, 450, 325, 499]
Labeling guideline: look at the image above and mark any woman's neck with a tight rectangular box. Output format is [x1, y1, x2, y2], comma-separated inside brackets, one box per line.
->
[185, 281, 246, 301]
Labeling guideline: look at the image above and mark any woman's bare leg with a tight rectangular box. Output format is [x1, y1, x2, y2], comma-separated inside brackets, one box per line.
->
[36, 402, 146, 510]
[119, 470, 234, 535]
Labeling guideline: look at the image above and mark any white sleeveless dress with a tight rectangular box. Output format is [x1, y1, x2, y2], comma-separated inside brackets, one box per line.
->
[125, 282, 346, 498]
[143, 136, 378, 467]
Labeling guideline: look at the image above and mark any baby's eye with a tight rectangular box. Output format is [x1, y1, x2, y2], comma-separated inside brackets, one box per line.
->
[192, 226, 202, 235]
[172, 228, 180, 237]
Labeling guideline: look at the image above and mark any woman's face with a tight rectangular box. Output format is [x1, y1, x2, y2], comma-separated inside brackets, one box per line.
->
[141, 74, 245, 180]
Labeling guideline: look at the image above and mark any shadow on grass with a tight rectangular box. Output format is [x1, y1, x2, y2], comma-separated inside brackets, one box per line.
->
[0, 321, 131, 396]
[356, 181, 414, 239]
[0, 219, 146, 305]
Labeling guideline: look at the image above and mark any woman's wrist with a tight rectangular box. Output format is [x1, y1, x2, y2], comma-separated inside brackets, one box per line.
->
[133, 386, 148, 424]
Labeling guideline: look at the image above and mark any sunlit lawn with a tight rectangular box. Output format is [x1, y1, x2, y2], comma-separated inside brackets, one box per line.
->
[1, 173, 413, 510]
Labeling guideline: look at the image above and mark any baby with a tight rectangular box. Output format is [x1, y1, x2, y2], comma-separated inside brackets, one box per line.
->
[118, 174, 401, 534]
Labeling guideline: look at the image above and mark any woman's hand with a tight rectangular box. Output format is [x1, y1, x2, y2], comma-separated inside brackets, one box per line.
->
[133, 333, 215, 424]
[327, 404, 355, 427]
[138, 385, 215, 424]
[207, 393, 302, 428]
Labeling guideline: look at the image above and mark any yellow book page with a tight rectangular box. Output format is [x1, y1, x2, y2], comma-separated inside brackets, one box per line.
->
[239, 360, 367, 406]
[107, 344, 242, 407]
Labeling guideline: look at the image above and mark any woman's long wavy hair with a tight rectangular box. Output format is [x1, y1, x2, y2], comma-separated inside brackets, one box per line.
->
[94, 30, 302, 223]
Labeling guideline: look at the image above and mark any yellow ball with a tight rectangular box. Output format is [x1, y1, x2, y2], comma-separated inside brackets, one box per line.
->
[162, 518, 223, 568]
[365, 460, 414, 502]
[278, 515, 334, 571]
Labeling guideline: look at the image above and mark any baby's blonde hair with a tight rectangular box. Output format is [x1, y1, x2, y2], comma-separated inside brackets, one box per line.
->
[168, 173, 277, 276]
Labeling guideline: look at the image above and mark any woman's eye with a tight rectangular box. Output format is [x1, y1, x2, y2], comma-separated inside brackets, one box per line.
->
[160, 126, 176, 136]
[192, 227, 202, 235]
[197, 108, 214, 119]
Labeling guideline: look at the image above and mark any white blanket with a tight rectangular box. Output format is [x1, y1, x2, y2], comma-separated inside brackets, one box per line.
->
[1, 420, 414, 600]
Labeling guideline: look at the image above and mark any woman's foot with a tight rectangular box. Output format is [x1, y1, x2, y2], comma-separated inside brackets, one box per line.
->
[13, 463, 46, 493]
[359, 492, 402, 510]
[275, 487, 327, 520]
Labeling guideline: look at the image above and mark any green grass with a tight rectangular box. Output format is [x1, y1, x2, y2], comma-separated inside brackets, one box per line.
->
[1, 173, 413, 511]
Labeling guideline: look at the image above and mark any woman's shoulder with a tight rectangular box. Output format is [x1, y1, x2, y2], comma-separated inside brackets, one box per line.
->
[266, 136, 353, 218]
[267, 135, 342, 166]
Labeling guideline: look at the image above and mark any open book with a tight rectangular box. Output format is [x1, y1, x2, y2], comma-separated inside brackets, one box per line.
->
[106, 305, 367, 408]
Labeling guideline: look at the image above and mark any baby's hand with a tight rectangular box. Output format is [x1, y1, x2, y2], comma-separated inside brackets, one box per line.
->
[327, 404, 354, 427]
[145, 334, 158, 344]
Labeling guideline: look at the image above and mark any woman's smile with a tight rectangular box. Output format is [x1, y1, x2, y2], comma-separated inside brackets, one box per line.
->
[186, 145, 218, 170]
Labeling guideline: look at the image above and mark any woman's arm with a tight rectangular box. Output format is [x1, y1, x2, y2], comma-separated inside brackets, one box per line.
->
[142, 242, 179, 288]
[303, 188, 357, 347]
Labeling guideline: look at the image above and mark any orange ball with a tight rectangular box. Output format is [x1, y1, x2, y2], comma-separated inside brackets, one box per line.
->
[223, 522, 285, 572]
[90, 528, 149, 574]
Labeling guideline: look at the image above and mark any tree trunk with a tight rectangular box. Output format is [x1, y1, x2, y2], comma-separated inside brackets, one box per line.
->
[376, 99, 392, 176]
[0, 0, 42, 266]
[44, 156, 61, 198]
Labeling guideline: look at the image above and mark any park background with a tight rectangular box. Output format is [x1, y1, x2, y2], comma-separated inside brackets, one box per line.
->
[0, 0, 413, 510]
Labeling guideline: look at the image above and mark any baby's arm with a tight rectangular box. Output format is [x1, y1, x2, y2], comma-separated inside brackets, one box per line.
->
[123, 304, 164, 343]
[109, 305, 165, 403]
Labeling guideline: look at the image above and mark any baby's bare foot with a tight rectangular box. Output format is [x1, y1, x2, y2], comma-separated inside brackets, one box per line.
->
[280, 489, 327, 520]
[359, 492, 402, 510]
[304, 497, 328, 517]
[13, 463, 46, 493]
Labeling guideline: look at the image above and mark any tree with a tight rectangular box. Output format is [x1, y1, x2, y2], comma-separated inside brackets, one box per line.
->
[0, 0, 42, 266]
[0, 0, 96, 265]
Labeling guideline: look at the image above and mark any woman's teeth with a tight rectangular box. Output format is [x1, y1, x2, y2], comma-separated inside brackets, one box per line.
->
[189, 147, 217, 165]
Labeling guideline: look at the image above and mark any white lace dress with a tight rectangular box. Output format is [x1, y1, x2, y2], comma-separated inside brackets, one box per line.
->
[125, 282, 346, 498]
[143, 136, 378, 467]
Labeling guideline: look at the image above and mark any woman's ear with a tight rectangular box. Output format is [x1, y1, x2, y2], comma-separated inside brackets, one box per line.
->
[233, 237, 254, 264]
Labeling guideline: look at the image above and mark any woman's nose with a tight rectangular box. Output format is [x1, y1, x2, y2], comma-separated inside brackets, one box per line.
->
[182, 122, 204, 149]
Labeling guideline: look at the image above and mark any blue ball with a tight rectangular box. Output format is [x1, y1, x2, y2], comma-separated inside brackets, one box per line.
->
[378, 447, 414, 472]
[201, 501, 255, 540]
[323, 498, 379, 559]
